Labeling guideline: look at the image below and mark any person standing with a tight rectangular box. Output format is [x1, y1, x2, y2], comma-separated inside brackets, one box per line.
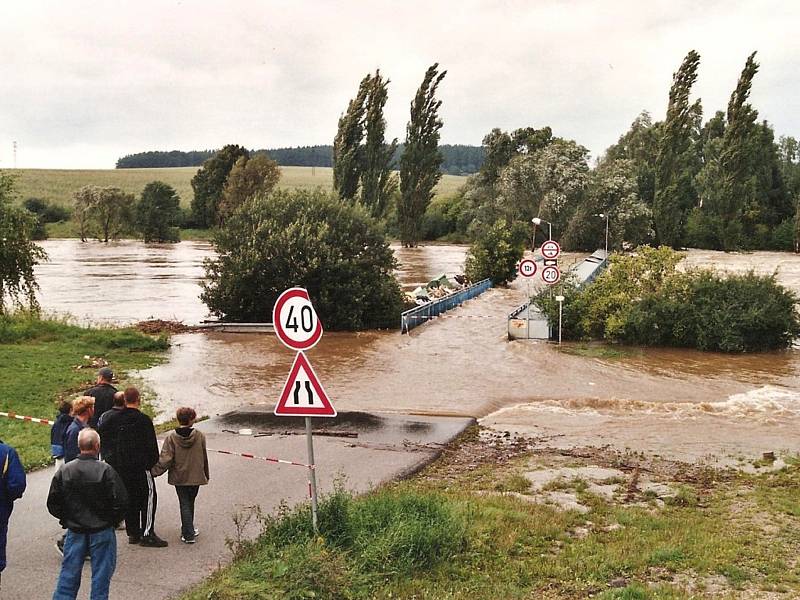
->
[151, 407, 209, 543]
[48, 428, 127, 600]
[50, 401, 73, 468]
[98, 387, 167, 547]
[0, 438, 26, 591]
[84, 367, 116, 428]
[63, 398, 94, 464]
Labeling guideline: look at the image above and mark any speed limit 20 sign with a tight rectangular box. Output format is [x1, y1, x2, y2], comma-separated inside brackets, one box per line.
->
[541, 265, 561, 285]
[272, 287, 324, 351]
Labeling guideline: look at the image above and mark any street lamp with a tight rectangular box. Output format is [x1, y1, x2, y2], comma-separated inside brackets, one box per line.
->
[531, 217, 552, 241]
[593, 213, 609, 256]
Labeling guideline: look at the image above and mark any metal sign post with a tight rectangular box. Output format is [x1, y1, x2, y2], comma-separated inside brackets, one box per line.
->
[555, 294, 565, 345]
[305, 417, 319, 533]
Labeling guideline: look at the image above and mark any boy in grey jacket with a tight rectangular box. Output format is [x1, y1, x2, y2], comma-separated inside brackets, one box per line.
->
[151, 407, 209, 544]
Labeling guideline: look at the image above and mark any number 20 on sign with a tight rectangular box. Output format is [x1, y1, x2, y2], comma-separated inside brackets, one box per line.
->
[273, 287, 324, 351]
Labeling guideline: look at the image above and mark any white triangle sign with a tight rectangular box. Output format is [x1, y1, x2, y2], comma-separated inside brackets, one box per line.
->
[274, 352, 337, 417]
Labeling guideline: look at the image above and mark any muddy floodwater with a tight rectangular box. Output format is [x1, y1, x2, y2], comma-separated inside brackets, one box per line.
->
[34, 240, 800, 461]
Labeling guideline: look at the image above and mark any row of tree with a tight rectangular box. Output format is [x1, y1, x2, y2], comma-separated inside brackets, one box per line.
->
[72, 182, 181, 243]
[331, 64, 447, 247]
[116, 145, 484, 175]
[443, 50, 800, 265]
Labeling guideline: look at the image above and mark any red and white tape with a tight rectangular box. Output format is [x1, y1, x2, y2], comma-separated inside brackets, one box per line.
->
[0, 411, 53, 426]
[208, 448, 312, 469]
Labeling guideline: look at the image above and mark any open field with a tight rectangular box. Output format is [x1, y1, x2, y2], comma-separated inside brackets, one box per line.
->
[181, 426, 800, 599]
[9, 166, 468, 208]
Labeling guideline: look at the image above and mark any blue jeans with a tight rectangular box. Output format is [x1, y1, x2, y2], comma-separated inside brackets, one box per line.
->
[53, 528, 116, 600]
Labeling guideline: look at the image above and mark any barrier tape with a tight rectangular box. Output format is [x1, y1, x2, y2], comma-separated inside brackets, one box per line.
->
[0, 411, 313, 471]
[0, 411, 53, 426]
[209, 448, 312, 469]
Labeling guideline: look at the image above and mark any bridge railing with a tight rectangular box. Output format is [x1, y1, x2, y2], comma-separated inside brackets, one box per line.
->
[400, 278, 492, 334]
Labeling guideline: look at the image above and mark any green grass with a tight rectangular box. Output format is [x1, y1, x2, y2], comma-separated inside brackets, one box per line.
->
[44, 221, 216, 242]
[12, 166, 467, 209]
[0, 313, 168, 470]
[180, 433, 800, 599]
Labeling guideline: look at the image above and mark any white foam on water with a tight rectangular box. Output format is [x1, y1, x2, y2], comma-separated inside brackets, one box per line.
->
[483, 386, 800, 422]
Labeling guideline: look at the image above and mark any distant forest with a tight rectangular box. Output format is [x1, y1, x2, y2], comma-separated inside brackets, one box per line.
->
[116, 144, 485, 175]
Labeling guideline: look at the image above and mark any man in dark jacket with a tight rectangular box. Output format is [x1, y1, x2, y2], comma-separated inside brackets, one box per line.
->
[97, 386, 167, 547]
[48, 428, 127, 600]
[0, 439, 26, 591]
[84, 367, 116, 428]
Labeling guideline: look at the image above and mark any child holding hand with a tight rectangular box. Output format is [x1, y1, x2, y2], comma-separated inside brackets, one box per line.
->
[151, 407, 209, 543]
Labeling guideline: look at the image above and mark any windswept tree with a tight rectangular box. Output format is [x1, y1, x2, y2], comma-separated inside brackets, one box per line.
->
[332, 75, 371, 202]
[0, 172, 47, 314]
[73, 186, 100, 242]
[136, 181, 181, 243]
[360, 71, 398, 218]
[93, 187, 135, 242]
[190, 144, 249, 228]
[398, 63, 447, 247]
[218, 154, 281, 223]
[653, 50, 702, 248]
[695, 52, 762, 250]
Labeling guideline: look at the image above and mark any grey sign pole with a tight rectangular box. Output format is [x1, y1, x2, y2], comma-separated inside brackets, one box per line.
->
[305, 416, 319, 534]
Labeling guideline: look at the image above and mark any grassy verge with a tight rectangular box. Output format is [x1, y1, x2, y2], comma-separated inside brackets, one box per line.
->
[44, 221, 216, 242]
[181, 428, 800, 599]
[0, 313, 168, 470]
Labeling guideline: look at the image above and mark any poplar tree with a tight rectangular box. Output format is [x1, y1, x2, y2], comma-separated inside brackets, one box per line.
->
[332, 75, 371, 202]
[653, 50, 702, 248]
[398, 63, 447, 247]
[696, 52, 760, 250]
[360, 71, 398, 218]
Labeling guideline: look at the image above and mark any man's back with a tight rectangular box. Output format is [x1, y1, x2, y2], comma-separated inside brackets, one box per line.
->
[97, 407, 158, 472]
[84, 383, 117, 428]
[47, 456, 127, 533]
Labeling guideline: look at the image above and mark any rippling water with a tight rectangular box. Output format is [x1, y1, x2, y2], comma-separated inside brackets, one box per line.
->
[32, 241, 800, 450]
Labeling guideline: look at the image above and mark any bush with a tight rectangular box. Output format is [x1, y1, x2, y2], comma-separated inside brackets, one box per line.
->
[202, 189, 404, 330]
[534, 246, 800, 352]
[464, 219, 527, 285]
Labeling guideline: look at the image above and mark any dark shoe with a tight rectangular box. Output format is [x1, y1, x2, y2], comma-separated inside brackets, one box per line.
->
[128, 535, 141, 545]
[139, 534, 168, 548]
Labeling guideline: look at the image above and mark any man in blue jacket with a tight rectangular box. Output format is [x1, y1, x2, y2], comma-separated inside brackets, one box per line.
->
[0, 438, 27, 590]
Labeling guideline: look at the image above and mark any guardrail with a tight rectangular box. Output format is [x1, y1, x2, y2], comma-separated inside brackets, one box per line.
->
[400, 279, 492, 334]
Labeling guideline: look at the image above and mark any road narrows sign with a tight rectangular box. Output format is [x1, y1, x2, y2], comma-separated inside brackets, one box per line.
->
[541, 265, 561, 285]
[274, 352, 337, 417]
[540, 240, 561, 260]
[518, 258, 537, 278]
[273, 287, 324, 351]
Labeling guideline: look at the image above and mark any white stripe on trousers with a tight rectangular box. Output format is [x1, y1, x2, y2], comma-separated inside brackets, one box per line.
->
[143, 471, 156, 537]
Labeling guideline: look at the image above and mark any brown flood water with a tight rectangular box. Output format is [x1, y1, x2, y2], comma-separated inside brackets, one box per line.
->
[34, 241, 800, 459]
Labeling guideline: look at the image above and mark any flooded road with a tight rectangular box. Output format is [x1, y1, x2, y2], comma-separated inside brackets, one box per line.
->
[33, 240, 800, 458]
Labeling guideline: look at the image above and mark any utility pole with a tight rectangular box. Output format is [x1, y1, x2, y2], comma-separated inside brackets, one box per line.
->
[13, 141, 17, 169]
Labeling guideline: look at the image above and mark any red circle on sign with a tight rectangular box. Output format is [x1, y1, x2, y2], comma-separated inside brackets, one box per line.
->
[273, 288, 324, 351]
[540, 240, 561, 260]
[518, 259, 537, 278]
[541, 265, 561, 285]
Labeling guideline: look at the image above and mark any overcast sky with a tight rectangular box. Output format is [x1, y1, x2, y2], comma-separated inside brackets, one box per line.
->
[1, 1, 798, 169]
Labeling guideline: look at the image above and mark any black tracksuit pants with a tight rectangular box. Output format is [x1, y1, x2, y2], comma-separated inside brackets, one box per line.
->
[118, 469, 157, 538]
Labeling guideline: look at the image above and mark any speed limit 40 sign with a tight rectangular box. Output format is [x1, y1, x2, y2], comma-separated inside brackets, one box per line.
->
[273, 287, 324, 351]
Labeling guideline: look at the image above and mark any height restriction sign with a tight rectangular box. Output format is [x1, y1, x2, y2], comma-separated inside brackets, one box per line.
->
[273, 287, 323, 351]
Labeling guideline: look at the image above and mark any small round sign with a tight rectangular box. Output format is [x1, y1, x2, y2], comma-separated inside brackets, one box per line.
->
[273, 288, 324, 351]
[541, 265, 561, 285]
[518, 258, 537, 278]
[540, 240, 561, 260]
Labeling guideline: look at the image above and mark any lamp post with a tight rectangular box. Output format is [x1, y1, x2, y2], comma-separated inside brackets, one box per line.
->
[593, 213, 609, 256]
[531, 217, 552, 241]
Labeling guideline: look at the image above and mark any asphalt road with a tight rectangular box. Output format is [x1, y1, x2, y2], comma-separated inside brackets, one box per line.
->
[2, 411, 472, 599]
